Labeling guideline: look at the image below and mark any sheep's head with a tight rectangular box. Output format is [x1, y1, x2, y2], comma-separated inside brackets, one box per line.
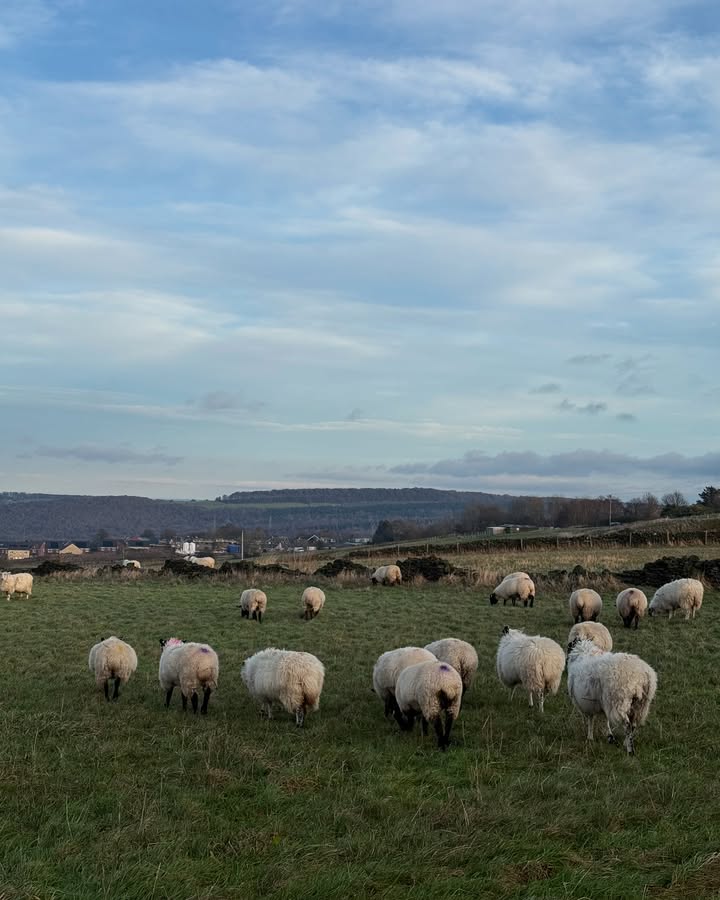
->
[566, 636, 581, 658]
[489, 592, 499, 605]
[501, 625, 510, 636]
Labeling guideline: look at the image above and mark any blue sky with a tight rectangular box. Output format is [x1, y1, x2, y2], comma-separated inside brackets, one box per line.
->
[1, 0, 718, 500]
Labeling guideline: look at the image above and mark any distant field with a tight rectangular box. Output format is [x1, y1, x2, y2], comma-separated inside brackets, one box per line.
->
[1, 573, 719, 899]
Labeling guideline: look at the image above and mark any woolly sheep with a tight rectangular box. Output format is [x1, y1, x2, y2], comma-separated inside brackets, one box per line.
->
[395, 660, 463, 750]
[88, 636, 138, 701]
[159, 638, 219, 714]
[567, 638, 657, 754]
[495, 626, 565, 713]
[616, 588, 648, 629]
[241, 648, 325, 727]
[424, 638, 478, 694]
[649, 578, 704, 621]
[569, 588, 603, 623]
[489, 572, 535, 608]
[373, 646, 437, 725]
[371, 564, 402, 586]
[189, 556, 215, 569]
[240, 588, 268, 623]
[0, 571, 33, 600]
[568, 621, 613, 652]
[301, 586, 325, 620]
[121, 559, 141, 569]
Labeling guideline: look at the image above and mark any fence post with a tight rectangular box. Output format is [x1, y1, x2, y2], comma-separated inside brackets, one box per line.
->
[556, 536, 560, 549]
[629, 532, 632, 547]
[705, 531, 708, 546]
[520, 537, 524, 551]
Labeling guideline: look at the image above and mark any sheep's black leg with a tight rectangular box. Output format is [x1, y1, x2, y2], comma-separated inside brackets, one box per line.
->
[103, 680, 110, 701]
[434, 717, 445, 750]
[295, 706, 305, 727]
[191, 693, 199, 714]
[393, 701, 411, 731]
[165, 686, 174, 708]
[529, 597, 534, 608]
[201, 687, 211, 715]
[523, 599, 528, 608]
[258, 611, 262, 624]
[591, 612, 599, 622]
[443, 713, 455, 748]
[634, 615, 639, 630]
[503, 598, 507, 606]
[181, 693, 188, 711]
[112, 677, 121, 701]
[421, 717, 429, 736]
[383, 696, 393, 718]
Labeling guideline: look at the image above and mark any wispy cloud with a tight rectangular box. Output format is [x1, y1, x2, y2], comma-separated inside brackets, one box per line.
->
[557, 399, 608, 415]
[30, 443, 183, 466]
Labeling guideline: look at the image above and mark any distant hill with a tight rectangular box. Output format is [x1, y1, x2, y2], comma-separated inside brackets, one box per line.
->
[0, 488, 515, 542]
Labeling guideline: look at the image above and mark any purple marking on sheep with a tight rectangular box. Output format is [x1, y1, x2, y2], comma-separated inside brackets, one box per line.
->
[200, 647, 210, 653]
[439, 663, 451, 671]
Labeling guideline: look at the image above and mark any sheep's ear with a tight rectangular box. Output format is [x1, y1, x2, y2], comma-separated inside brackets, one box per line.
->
[501, 625, 510, 635]
[159, 638, 166, 647]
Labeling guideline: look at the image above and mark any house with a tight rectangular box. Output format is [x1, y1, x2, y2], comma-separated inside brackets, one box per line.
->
[486, 526, 505, 535]
[0, 544, 33, 560]
[60, 542, 90, 555]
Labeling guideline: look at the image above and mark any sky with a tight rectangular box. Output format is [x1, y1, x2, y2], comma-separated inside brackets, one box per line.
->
[1, 0, 718, 501]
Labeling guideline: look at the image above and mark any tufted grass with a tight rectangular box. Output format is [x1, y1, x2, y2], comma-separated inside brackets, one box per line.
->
[0, 577, 719, 899]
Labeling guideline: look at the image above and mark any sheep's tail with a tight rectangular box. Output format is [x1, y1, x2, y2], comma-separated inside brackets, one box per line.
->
[628, 671, 656, 728]
[196, 660, 219, 692]
[304, 689, 320, 713]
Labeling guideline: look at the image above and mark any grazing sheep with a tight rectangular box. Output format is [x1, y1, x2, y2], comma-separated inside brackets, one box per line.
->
[189, 556, 215, 569]
[371, 564, 402, 586]
[395, 660, 463, 750]
[568, 621, 613, 652]
[496, 626, 565, 713]
[649, 578, 704, 621]
[241, 648, 325, 727]
[569, 589, 603, 623]
[567, 638, 657, 754]
[240, 588, 268, 623]
[0, 572, 33, 600]
[373, 646, 437, 726]
[88, 636, 138, 701]
[301, 586, 325, 620]
[121, 559, 141, 569]
[490, 572, 535, 608]
[616, 588, 648, 629]
[424, 638, 478, 694]
[159, 638, 219, 714]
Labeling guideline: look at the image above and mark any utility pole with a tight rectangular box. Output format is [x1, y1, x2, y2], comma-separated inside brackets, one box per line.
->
[241, 530, 244, 561]
[608, 495, 613, 526]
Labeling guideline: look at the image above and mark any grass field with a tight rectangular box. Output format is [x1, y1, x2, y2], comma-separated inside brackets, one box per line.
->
[1, 574, 719, 899]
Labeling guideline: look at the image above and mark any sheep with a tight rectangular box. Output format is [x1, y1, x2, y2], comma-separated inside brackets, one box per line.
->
[240, 588, 268, 623]
[649, 578, 704, 621]
[569, 588, 603, 623]
[159, 638, 219, 714]
[371, 564, 402, 586]
[120, 559, 141, 569]
[189, 556, 215, 569]
[372, 646, 437, 727]
[241, 648, 325, 727]
[395, 660, 463, 750]
[566, 638, 657, 754]
[301, 586, 325, 620]
[0, 572, 33, 600]
[424, 638, 478, 694]
[88, 636, 138, 701]
[489, 572, 535, 608]
[568, 621, 613, 652]
[495, 626, 565, 713]
[616, 588, 648, 629]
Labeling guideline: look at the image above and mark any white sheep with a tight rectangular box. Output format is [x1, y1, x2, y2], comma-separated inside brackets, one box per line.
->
[569, 588, 603, 623]
[88, 636, 138, 701]
[0, 572, 33, 600]
[240, 588, 268, 623]
[395, 660, 463, 750]
[649, 578, 704, 621]
[301, 586, 325, 620]
[371, 564, 402, 586]
[495, 626, 565, 712]
[489, 572, 535, 608]
[373, 646, 437, 725]
[189, 556, 215, 569]
[424, 638, 478, 694]
[568, 621, 613, 652]
[241, 648, 325, 727]
[616, 588, 648, 629]
[121, 559, 141, 569]
[159, 638, 219, 714]
[567, 638, 657, 754]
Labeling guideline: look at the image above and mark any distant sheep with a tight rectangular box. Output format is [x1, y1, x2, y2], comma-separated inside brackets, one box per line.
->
[568, 621, 613, 652]
[189, 556, 215, 569]
[301, 586, 325, 620]
[371, 565, 402, 586]
[569, 589, 603, 623]
[567, 638, 657, 754]
[88, 636, 138, 701]
[424, 638, 478, 694]
[649, 578, 704, 621]
[616, 588, 648, 629]
[242, 648, 325, 727]
[373, 646, 437, 725]
[490, 572, 535, 608]
[496, 626, 565, 713]
[395, 660, 463, 750]
[0, 572, 33, 600]
[240, 588, 268, 623]
[121, 559, 141, 569]
[159, 638, 219, 714]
